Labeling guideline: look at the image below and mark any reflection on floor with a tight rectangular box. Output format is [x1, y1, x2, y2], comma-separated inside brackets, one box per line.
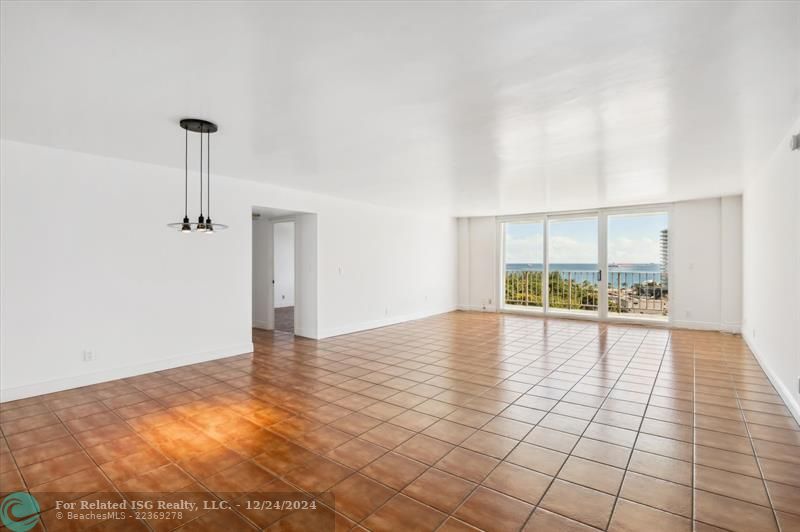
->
[1, 311, 798, 531]
[275, 306, 294, 334]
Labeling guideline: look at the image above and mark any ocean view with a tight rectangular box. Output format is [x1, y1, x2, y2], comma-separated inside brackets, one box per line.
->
[506, 263, 664, 287]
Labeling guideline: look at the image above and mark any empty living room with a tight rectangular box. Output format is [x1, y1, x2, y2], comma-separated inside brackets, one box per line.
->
[1, 1, 799, 531]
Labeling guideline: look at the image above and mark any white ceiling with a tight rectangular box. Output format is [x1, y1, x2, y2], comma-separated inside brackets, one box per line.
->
[2, 1, 798, 216]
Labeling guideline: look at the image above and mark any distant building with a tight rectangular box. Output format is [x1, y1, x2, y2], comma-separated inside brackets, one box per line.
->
[660, 229, 669, 290]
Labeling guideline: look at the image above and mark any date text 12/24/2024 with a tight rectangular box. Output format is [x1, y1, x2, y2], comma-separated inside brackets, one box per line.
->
[55, 498, 319, 512]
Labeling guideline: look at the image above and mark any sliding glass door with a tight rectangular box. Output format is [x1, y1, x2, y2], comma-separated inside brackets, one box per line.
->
[502, 221, 544, 309]
[607, 211, 669, 320]
[547, 215, 600, 316]
[500, 206, 670, 322]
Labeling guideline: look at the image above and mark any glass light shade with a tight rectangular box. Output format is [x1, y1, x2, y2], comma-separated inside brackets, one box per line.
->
[168, 217, 195, 232]
[167, 220, 227, 232]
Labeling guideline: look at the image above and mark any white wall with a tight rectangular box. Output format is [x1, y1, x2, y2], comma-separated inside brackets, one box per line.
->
[720, 196, 743, 332]
[458, 197, 743, 332]
[252, 219, 274, 330]
[458, 217, 498, 312]
[457, 218, 471, 309]
[742, 119, 800, 421]
[294, 213, 319, 339]
[670, 198, 729, 330]
[273, 222, 295, 308]
[0, 140, 458, 400]
[314, 206, 458, 338]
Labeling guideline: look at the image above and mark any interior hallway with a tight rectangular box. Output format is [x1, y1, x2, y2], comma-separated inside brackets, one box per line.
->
[274, 306, 295, 334]
[1, 312, 798, 531]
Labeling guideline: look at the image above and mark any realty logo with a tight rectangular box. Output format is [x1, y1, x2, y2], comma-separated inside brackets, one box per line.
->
[0, 492, 40, 532]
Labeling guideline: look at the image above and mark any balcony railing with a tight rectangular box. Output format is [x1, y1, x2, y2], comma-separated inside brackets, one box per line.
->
[549, 270, 599, 312]
[608, 271, 668, 317]
[505, 270, 668, 317]
[505, 270, 544, 307]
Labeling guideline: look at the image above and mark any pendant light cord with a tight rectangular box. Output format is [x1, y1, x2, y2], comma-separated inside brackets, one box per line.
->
[207, 131, 211, 220]
[199, 127, 203, 217]
[184, 128, 188, 218]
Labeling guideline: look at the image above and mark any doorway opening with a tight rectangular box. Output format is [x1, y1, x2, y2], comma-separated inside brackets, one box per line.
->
[252, 207, 318, 339]
[272, 221, 295, 333]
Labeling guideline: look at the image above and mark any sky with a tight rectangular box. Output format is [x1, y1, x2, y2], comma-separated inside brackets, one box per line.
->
[505, 212, 667, 264]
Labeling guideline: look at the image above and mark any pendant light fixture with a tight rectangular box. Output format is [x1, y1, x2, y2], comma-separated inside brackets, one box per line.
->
[168, 118, 228, 233]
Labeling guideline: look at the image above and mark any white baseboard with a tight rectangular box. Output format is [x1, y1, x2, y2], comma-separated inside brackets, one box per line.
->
[294, 327, 319, 340]
[671, 320, 724, 331]
[317, 307, 457, 339]
[0, 342, 254, 403]
[457, 305, 498, 312]
[743, 333, 800, 425]
[721, 322, 742, 334]
[252, 320, 272, 330]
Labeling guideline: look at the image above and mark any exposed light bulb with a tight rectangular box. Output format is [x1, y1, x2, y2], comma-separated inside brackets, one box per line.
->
[180, 216, 192, 232]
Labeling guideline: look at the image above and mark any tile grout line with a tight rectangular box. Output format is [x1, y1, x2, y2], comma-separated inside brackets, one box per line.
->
[137, 397, 285, 531]
[444, 322, 636, 531]
[105, 379, 251, 530]
[36, 395, 155, 532]
[434, 327, 607, 530]
[2, 314, 797, 532]
[692, 341, 697, 532]
[213, 347, 468, 529]
[239, 322, 674, 530]
[34, 373, 274, 531]
[726, 350, 783, 532]
[360, 320, 621, 531]
[2, 400, 126, 532]
[523, 326, 656, 531]
[57, 377, 261, 531]
[0, 427, 44, 530]
[603, 328, 670, 530]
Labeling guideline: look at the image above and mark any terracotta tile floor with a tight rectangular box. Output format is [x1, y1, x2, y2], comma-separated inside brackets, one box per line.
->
[2, 311, 799, 531]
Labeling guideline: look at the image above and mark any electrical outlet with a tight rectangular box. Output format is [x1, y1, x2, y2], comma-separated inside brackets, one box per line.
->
[82, 350, 95, 362]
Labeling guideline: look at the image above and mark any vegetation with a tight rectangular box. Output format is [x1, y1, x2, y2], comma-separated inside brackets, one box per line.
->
[505, 271, 669, 313]
[505, 271, 602, 311]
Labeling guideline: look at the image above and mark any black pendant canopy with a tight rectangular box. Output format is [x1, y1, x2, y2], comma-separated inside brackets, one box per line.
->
[179, 118, 218, 134]
[168, 118, 228, 233]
